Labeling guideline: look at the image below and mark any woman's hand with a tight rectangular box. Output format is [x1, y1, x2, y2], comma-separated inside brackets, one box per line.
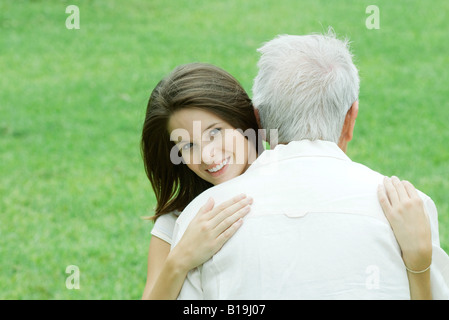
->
[170, 193, 253, 272]
[378, 176, 432, 272]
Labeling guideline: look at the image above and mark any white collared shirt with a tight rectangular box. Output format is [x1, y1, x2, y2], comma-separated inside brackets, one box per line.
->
[172, 140, 449, 299]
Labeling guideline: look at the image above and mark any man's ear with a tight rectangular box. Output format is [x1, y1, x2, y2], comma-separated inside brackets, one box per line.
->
[338, 101, 359, 153]
[345, 100, 359, 141]
[254, 107, 262, 129]
[253, 106, 267, 138]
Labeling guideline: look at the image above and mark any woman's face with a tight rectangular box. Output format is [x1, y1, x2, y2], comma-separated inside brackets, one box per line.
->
[168, 108, 256, 186]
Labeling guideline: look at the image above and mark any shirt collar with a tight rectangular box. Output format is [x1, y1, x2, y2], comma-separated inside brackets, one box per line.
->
[247, 139, 352, 172]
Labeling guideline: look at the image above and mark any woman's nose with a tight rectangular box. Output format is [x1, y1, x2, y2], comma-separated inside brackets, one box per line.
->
[201, 142, 217, 165]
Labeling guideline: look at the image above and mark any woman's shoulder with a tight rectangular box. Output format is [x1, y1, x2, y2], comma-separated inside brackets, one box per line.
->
[155, 211, 180, 226]
[150, 211, 181, 245]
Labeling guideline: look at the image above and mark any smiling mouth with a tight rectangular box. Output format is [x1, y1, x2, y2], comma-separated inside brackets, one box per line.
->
[206, 157, 230, 173]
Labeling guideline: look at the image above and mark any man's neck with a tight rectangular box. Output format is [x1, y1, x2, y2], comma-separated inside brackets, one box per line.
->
[272, 140, 348, 154]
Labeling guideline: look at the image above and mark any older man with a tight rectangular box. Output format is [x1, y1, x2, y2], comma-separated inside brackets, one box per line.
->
[171, 32, 449, 299]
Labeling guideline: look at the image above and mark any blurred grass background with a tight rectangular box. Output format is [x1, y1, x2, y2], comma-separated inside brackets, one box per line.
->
[1, 0, 448, 299]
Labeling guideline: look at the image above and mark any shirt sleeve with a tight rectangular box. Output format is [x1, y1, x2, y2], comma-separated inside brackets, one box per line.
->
[177, 267, 204, 300]
[423, 197, 449, 299]
[150, 212, 179, 245]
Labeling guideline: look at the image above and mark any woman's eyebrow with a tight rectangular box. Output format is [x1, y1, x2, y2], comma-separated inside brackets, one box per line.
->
[203, 122, 221, 133]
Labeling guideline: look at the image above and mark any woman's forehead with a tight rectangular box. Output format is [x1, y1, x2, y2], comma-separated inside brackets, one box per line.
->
[168, 108, 229, 133]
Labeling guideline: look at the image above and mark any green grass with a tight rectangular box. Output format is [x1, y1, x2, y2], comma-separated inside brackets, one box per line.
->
[1, 0, 448, 299]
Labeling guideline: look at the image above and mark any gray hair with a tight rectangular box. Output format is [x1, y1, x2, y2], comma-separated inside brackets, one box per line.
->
[252, 30, 360, 144]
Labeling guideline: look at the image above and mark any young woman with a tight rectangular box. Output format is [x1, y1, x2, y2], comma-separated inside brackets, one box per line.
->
[140, 63, 432, 300]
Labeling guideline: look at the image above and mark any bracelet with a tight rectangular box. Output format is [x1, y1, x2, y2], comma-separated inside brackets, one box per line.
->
[405, 263, 431, 274]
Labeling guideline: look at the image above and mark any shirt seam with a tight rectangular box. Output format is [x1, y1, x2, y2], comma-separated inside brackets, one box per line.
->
[247, 153, 351, 173]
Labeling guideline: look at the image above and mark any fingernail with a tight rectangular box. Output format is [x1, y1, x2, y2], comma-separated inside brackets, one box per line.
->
[235, 194, 246, 201]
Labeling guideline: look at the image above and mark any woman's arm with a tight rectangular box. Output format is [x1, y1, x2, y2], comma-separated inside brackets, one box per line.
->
[142, 236, 189, 300]
[378, 176, 432, 300]
[142, 194, 253, 300]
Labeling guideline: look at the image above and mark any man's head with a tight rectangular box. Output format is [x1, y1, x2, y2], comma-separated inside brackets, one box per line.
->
[252, 30, 360, 152]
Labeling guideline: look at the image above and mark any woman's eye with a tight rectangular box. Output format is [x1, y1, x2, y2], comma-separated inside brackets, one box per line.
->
[181, 143, 194, 151]
[209, 128, 221, 138]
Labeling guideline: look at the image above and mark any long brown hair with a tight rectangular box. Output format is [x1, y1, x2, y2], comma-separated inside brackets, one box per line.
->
[141, 63, 262, 221]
